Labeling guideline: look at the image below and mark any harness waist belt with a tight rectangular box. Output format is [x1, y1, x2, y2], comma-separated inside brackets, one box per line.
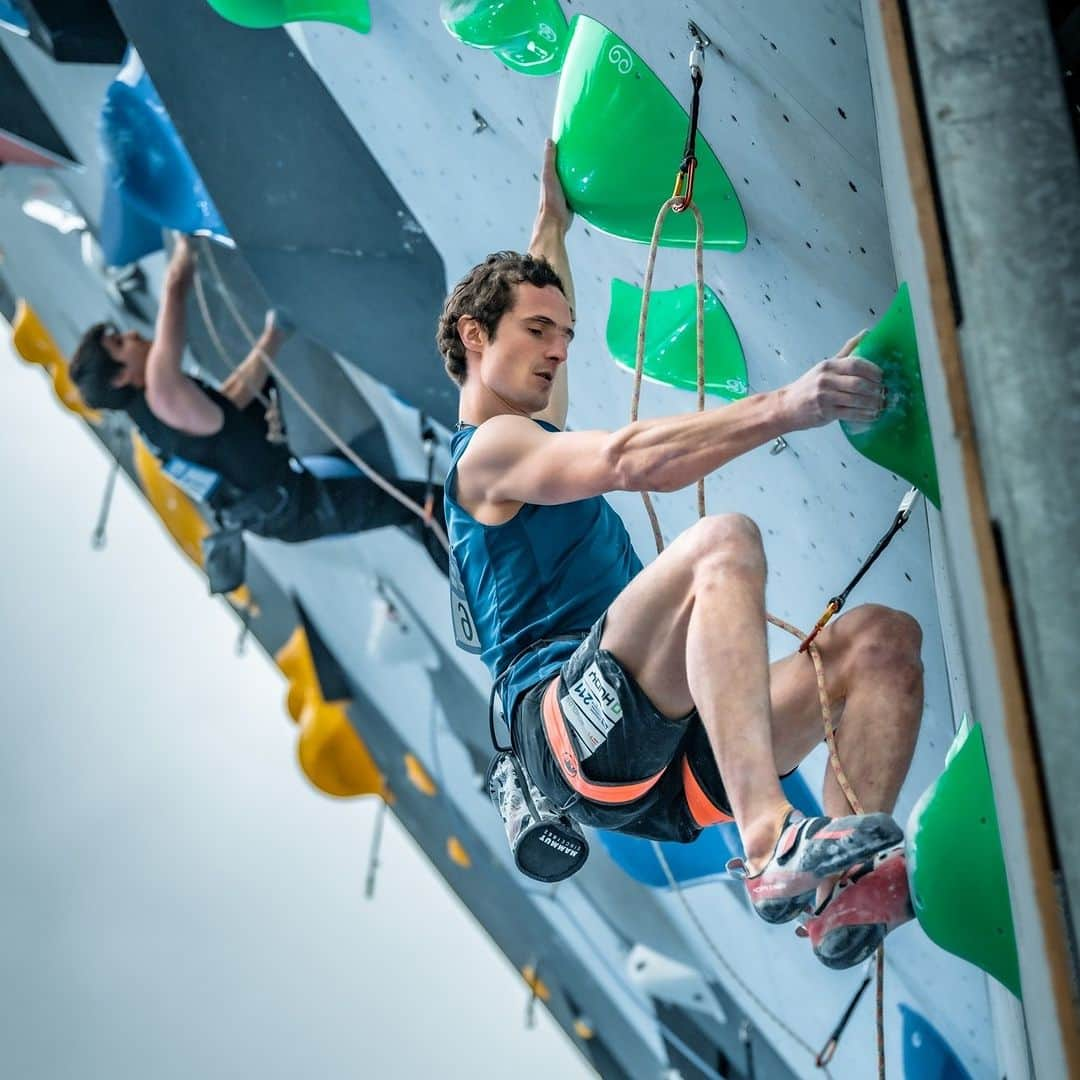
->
[541, 678, 666, 805]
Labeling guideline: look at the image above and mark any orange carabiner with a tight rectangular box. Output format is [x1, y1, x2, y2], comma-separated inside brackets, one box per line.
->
[671, 157, 698, 212]
[799, 598, 840, 654]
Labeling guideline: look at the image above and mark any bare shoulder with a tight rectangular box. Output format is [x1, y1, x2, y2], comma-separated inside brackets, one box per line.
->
[457, 414, 619, 513]
[455, 416, 544, 518]
[146, 367, 224, 436]
[462, 414, 549, 466]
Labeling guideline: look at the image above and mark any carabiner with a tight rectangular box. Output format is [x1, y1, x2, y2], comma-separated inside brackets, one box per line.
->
[671, 156, 698, 212]
[799, 597, 841, 653]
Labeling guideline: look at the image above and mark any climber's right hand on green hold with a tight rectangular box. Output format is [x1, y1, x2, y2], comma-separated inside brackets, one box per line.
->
[777, 330, 885, 431]
[533, 138, 573, 239]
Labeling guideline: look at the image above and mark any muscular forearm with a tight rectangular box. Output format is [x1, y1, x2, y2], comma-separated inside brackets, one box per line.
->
[221, 329, 280, 409]
[608, 391, 791, 493]
[147, 277, 190, 386]
[529, 219, 575, 316]
[529, 219, 573, 426]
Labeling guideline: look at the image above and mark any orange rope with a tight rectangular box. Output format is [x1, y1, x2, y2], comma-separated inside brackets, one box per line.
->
[631, 197, 885, 1078]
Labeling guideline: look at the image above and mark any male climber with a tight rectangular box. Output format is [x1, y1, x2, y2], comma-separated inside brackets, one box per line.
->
[71, 236, 447, 579]
[439, 142, 922, 969]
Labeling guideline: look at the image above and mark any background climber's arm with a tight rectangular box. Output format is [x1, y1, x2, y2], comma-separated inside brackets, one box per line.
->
[145, 236, 223, 436]
[529, 139, 574, 431]
[220, 310, 287, 410]
[460, 333, 883, 510]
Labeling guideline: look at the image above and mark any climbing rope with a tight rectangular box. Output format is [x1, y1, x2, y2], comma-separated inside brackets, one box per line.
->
[191, 269, 273, 412]
[195, 240, 449, 552]
[651, 841, 834, 1076]
[631, 186, 886, 1077]
[549, 889, 735, 1080]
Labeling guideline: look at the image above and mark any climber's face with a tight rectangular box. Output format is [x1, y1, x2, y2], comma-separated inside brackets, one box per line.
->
[467, 282, 574, 414]
[102, 326, 152, 389]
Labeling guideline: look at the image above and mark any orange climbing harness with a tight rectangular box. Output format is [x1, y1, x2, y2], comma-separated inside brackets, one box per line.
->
[541, 679, 667, 804]
[540, 678, 735, 826]
[633, 59, 887, 1068]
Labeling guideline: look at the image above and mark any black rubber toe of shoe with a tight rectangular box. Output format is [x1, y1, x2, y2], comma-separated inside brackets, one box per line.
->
[813, 924, 886, 970]
[806, 812, 904, 878]
[753, 889, 816, 925]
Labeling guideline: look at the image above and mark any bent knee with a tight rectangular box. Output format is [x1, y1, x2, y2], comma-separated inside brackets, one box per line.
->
[686, 514, 765, 583]
[841, 605, 924, 683]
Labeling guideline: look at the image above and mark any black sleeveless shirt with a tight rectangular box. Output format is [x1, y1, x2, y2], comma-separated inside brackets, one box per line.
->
[125, 381, 293, 495]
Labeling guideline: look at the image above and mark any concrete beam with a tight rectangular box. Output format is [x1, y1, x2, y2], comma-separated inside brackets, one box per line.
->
[860, 1, 1080, 1075]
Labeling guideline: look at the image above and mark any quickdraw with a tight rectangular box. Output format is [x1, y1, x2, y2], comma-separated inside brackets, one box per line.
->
[816, 959, 874, 1066]
[800, 487, 921, 653]
[672, 22, 708, 213]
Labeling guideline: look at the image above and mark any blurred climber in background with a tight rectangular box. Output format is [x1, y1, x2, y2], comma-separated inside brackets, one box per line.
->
[440, 139, 922, 970]
[71, 235, 448, 586]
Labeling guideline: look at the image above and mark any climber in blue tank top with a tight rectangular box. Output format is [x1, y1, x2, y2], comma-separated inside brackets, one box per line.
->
[440, 141, 926, 971]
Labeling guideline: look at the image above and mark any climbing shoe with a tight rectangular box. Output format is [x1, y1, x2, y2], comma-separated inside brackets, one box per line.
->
[796, 843, 914, 969]
[727, 807, 903, 925]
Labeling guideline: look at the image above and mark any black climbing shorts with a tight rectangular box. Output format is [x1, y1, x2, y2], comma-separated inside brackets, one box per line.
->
[511, 614, 737, 844]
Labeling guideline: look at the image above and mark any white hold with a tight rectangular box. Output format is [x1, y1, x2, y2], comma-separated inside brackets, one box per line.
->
[626, 944, 727, 1027]
[366, 582, 438, 669]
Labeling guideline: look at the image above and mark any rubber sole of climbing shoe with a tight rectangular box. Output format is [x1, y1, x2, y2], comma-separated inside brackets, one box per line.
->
[797, 844, 914, 969]
[729, 810, 904, 925]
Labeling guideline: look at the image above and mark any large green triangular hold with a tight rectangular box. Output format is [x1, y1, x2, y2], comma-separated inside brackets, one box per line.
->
[205, 0, 371, 33]
[841, 282, 941, 507]
[606, 279, 747, 401]
[906, 719, 1021, 997]
[552, 16, 746, 250]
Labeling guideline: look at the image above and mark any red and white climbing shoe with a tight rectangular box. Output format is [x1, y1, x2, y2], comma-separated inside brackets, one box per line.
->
[727, 808, 904, 925]
[796, 843, 914, 969]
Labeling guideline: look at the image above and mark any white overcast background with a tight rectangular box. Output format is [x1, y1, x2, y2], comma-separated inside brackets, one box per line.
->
[0, 324, 592, 1079]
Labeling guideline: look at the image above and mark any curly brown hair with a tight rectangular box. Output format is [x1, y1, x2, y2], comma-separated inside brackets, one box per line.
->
[436, 251, 565, 386]
[71, 322, 135, 409]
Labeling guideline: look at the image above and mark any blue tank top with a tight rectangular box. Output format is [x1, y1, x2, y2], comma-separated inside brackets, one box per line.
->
[444, 420, 642, 722]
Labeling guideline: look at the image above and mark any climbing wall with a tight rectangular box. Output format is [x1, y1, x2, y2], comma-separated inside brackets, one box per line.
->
[0, 2, 1020, 1077]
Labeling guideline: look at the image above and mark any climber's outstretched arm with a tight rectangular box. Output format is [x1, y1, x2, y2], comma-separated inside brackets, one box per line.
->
[145, 236, 223, 436]
[459, 331, 883, 514]
[529, 139, 574, 431]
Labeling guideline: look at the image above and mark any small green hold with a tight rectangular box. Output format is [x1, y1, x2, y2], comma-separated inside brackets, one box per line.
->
[606, 279, 748, 401]
[205, 0, 371, 34]
[441, 0, 568, 77]
[906, 718, 1021, 997]
[841, 282, 941, 507]
[552, 15, 747, 250]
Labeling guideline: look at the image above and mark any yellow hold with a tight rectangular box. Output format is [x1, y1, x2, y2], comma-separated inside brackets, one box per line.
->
[572, 1017, 595, 1040]
[132, 432, 210, 565]
[11, 300, 102, 423]
[131, 432, 253, 608]
[447, 836, 471, 868]
[275, 626, 386, 800]
[521, 965, 551, 1002]
[404, 753, 438, 797]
